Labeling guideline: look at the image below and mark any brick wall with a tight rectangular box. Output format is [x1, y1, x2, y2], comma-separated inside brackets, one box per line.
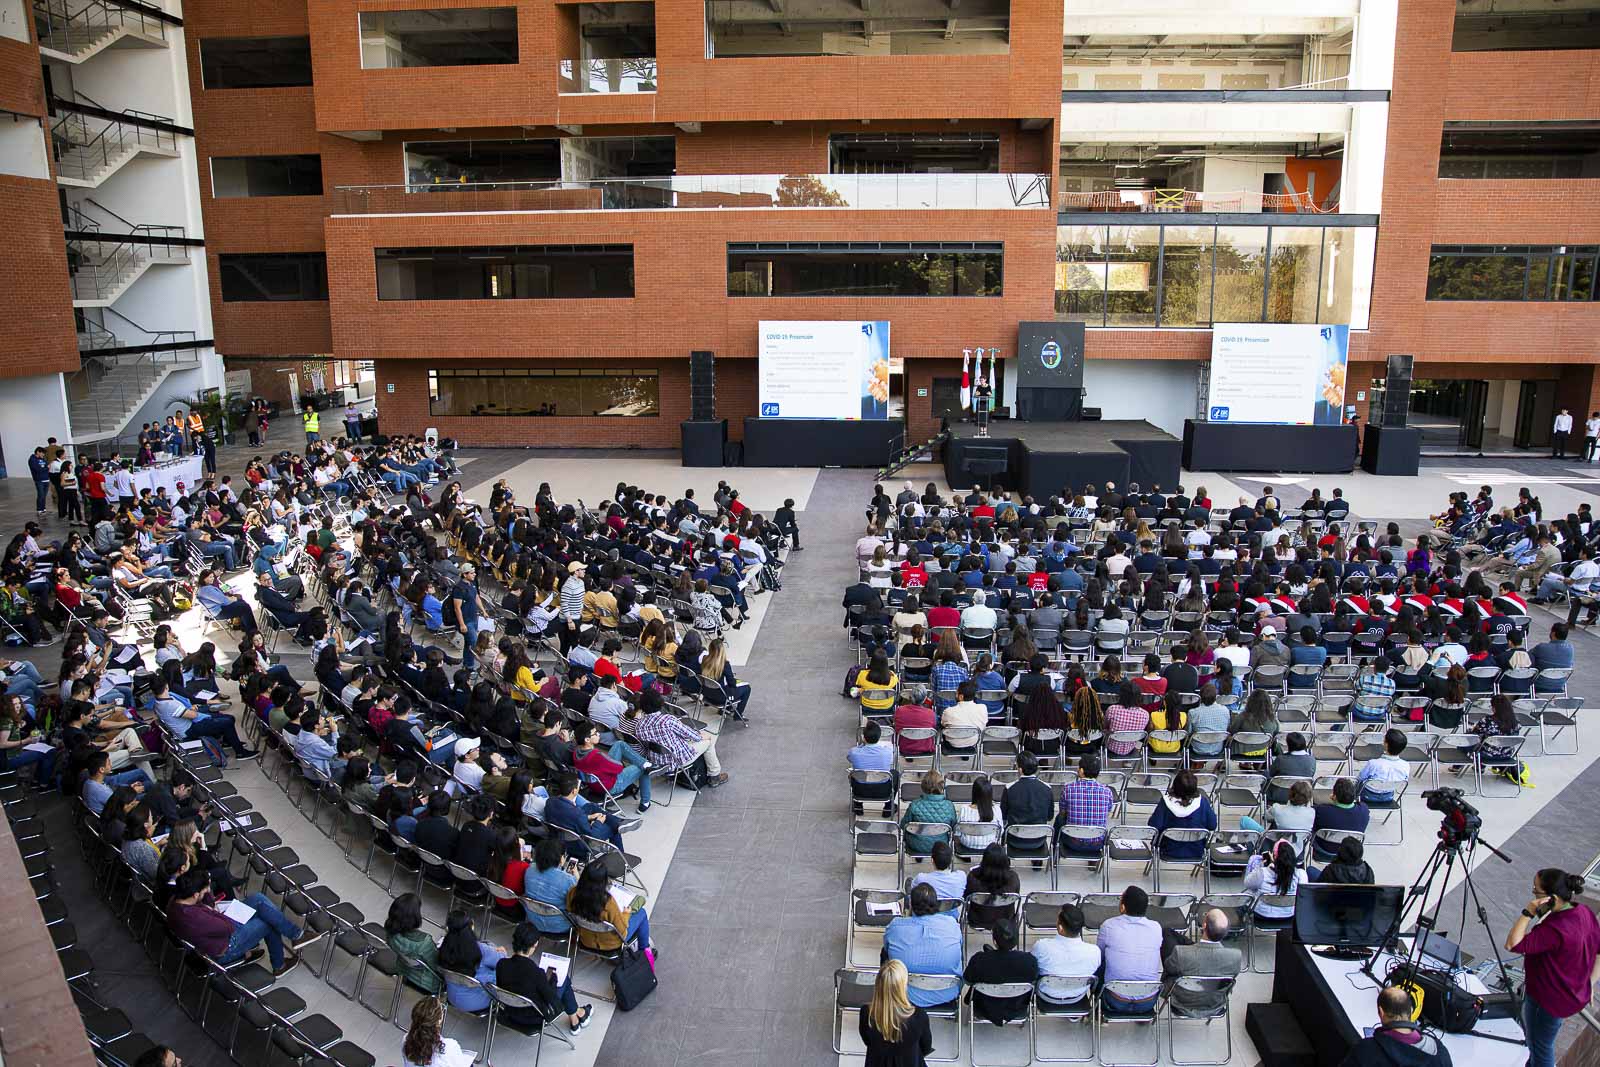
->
[304, 0, 1062, 134]
[0, 176, 81, 380]
[324, 208, 1055, 360]
[0, 35, 46, 117]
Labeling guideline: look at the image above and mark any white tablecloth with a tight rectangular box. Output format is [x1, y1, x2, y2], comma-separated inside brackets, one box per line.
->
[1312, 948, 1525, 1066]
[130, 456, 204, 499]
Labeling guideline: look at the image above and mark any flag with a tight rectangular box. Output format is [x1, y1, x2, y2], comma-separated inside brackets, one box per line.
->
[960, 348, 971, 411]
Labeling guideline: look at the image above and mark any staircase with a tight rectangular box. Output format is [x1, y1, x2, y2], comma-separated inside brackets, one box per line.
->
[67, 353, 201, 443]
[876, 429, 951, 481]
[66, 202, 190, 307]
[52, 110, 180, 188]
[32, 0, 167, 63]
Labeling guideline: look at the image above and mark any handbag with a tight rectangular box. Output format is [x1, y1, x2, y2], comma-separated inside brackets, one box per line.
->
[610, 946, 657, 1011]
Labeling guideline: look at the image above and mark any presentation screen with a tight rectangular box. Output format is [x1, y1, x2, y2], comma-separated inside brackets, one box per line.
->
[1207, 323, 1349, 426]
[758, 320, 890, 420]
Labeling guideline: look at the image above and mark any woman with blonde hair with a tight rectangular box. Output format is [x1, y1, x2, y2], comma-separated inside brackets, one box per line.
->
[401, 997, 475, 1067]
[859, 959, 933, 1066]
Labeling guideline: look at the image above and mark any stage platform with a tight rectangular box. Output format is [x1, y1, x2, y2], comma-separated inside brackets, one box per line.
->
[943, 419, 1182, 498]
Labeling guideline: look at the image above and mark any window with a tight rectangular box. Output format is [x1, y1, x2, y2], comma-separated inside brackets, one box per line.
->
[1439, 122, 1600, 179]
[403, 140, 560, 186]
[211, 155, 323, 198]
[829, 133, 1001, 174]
[200, 37, 313, 89]
[375, 246, 634, 300]
[705, 0, 1009, 57]
[1452, 3, 1600, 52]
[727, 242, 1002, 297]
[218, 253, 328, 302]
[359, 8, 518, 69]
[1427, 244, 1600, 301]
[428, 368, 659, 417]
[1055, 224, 1366, 327]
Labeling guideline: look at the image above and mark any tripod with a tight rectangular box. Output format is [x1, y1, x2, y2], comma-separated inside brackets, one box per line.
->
[1360, 831, 1524, 1046]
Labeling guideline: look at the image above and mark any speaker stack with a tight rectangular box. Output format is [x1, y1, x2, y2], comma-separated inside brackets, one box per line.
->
[1382, 353, 1413, 428]
[689, 350, 716, 421]
[681, 350, 727, 467]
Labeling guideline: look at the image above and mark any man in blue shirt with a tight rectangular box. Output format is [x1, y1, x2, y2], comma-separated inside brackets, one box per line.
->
[1531, 623, 1575, 692]
[909, 842, 967, 900]
[1289, 627, 1328, 667]
[28, 447, 49, 515]
[882, 883, 962, 1008]
[450, 565, 483, 670]
[149, 678, 255, 759]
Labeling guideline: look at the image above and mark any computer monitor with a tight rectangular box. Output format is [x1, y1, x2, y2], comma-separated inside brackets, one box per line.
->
[1293, 884, 1404, 948]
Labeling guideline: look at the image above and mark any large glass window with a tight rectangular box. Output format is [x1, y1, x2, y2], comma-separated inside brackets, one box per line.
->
[375, 246, 634, 300]
[359, 8, 518, 69]
[1054, 226, 1107, 323]
[1439, 122, 1600, 179]
[1452, 3, 1600, 52]
[1103, 226, 1158, 326]
[1211, 227, 1268, 323]
[1157, 226, 1213, 327]
[727, 243, 1002, 297]
[211, 155, 323, 198]
[1266, 228, 1324, 324]
[428, 368, 659, 417]
[1055, 223, 1365, 326]
[200, 37, 313, 89]
[218, 253, 328, 302]
[1427, 245, 1600, 301]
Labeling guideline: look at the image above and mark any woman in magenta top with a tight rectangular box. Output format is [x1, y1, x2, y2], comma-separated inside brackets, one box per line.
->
[1508, 867, 1600, 1067]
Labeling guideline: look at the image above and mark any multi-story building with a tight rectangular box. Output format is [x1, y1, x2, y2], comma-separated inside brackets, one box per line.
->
[0, 0, 222, 478]
[9, 0, 1599, 465]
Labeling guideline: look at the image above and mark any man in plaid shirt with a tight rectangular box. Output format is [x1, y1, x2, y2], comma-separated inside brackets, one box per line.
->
[1059, 754, 1115, 853]
[931, 658, 970, 710]
[1353, 659, 1395, 723]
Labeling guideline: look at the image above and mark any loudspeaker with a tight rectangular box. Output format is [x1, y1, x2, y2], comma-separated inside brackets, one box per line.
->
[680, 419, 726, 467]
[1244, 1004, 1315, 1067]
[689, 350, 716, 422]
[1384, 354, 1413, 428]
[1081, 407, 1102, 422]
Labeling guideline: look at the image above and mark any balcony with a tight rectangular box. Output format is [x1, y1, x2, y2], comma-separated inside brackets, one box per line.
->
[1058, 188, 1335, 214]
[333, 172, 1053, 215]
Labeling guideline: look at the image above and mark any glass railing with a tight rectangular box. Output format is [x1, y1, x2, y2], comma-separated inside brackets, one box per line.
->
[335, 172, 1054, 214]
[558, 57, 658, 93]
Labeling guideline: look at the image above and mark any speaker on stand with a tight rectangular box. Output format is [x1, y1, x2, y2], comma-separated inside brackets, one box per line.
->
[681, 350, 727, 467]
[1382, 354, 1413, 427]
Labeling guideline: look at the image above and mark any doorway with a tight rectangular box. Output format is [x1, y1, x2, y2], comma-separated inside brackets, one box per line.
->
[1409, 377, 1554, 455]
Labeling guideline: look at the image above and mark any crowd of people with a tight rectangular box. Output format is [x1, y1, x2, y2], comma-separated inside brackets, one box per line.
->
[840, 477, 1595, 1066]
[3, 419, 804, 1064]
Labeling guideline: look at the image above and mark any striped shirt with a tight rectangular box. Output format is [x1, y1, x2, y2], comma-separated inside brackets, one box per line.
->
[559, 576, 586, 621]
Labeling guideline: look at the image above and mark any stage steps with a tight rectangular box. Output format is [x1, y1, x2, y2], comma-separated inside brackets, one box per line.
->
[877, 430, 950, 481]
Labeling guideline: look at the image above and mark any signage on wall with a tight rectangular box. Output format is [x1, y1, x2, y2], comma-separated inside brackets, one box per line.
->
[1357, 391, 1366, 401]
[386, 383, 395, 394]
[916, 388, 928, 397]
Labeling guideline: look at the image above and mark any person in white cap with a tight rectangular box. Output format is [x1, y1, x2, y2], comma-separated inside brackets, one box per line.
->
[452, 736, 485, 795]
[558, 560, 588, 653]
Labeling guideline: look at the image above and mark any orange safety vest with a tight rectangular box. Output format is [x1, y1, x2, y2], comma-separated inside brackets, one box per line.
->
[187, 413, 203, 434]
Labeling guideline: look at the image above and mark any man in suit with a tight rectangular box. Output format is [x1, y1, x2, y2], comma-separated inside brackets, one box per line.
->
[1000, 751, 1055, 826]
[254, 570, 312, 639]
[1163, 908, 1242, 1016]
[343, 580, 384, 636]
[496, 921, 592, 1033]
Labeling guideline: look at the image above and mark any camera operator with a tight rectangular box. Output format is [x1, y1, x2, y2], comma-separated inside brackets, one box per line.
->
[1506, 868, 1600, 1067]
[1338, 986, 1451, 1067]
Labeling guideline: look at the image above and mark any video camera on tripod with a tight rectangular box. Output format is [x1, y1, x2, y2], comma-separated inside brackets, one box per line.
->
[1422, 786, 1483, 850]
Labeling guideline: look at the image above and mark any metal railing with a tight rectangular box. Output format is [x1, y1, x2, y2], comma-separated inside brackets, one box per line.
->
[336, 172, 1053, 215]
[558, 56, 658, 93]
[51, 108, 179, 182]
[65, 199, 188, 302]
[65, 344, 202, 439]
[31, 0, 167, 54]
[1058, 188, 1335, 214]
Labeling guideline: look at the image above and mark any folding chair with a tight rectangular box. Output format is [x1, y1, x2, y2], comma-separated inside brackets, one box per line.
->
[848, 888, 905, 966]
[1021, 891, 1079, 947]
[1432, 734, 1482, 792]
[967, 982, 1035, 1067]
[1532, 696, 1583, 756]
[1479, 735, 1530, 798]
[1166, 977, 1237, 1065]
[851, 819, 901, 890]
[1153, 830, 1211, 892]
[832, 967, 879, 1055]
[1096, 981, 1163, 1067]
[1247, 897, 1298, 972]
[908, 973, 963, 1063]
[1101, 825, 1156, 891]
[483, 983, 575, 1067]
[1202, 830, 1260, 893]
[1032, 978, 1097, 1063]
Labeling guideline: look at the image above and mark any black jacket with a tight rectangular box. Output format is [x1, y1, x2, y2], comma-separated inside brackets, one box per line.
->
[1338, 1029, 1453, 1067]
[495, 954, 567, 1028]
[453, 820, 496, 876]
[413, 815, 459, 878]
[1000, 776, 1054, 827]
[962, 946, 1039, 1024]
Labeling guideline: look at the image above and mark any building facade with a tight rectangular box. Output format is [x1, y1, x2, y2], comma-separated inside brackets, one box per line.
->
[13, 0, 1599, 462]
[0, 0, 222, 478]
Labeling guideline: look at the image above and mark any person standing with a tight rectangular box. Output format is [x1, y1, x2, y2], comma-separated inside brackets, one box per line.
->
[200, 429, 217, 475]
[344, 401, 362, 442]
[302, 405, 320, 445]
[58, 455, 82, 525]
[48, 447, 67, 516]
[187, 409, 205, 455]
[1586, 411, 1600, 462]
[1553, 408, 1573, 459]
[244, 406, 261, 447]
[1506, 867, 1600, 1067]
[27, 447, 49, 516]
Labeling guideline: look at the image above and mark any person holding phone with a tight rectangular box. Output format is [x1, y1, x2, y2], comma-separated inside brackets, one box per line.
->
[494, 921, 592, 1035]
[1507, 867, 1600, 1067]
